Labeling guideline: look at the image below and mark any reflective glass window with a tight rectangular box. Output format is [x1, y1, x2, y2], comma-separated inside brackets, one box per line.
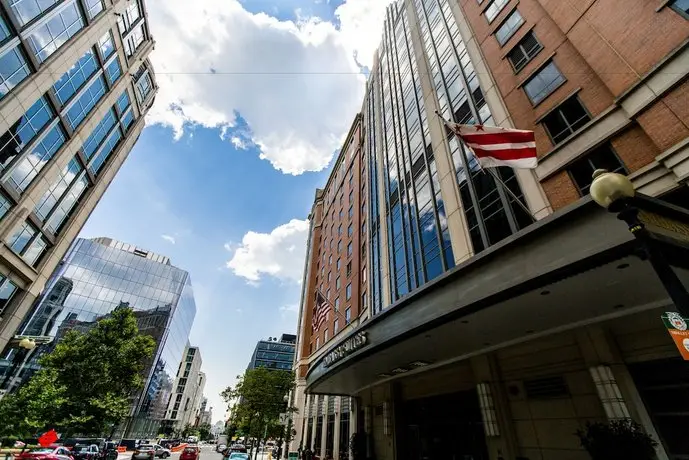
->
[0, 192, 11, 221]
[121, 108, 134, 131]
[345, 283, 351, 300]
[23, 233, 48, 265]
[124, 22, 145, 57]
[485, 0, 509, 22]
[89, 126, 122, 174]
[27, 1, 84, 63]
[82, 109, 116, 160]
[670, 0, 689, 19]
[0, 275, 18, 316]
[135, 70, 153, 102]
[7, 220, 36, 253]
[117, 1, 141, 35]
[34, 156, 81, 221]
[0, 15, 11, 42]
[116, 90, 130, 114]
[523, 61, 565, 105]
[98, 31, 114, 60]
[0, 46, 30, 100]
[345, 307, 351, 323]
[9, 0, 60, 27]
[105, 57, 121, 85]
[0, 96, 52, 170]
[84, 0, 103, 19]
[495, 10, 523, 46]
[9, 122, 65, 192]
[44, 173, 87, 234]
[53, 49, 98, 105]
[65, 75, 106, 129]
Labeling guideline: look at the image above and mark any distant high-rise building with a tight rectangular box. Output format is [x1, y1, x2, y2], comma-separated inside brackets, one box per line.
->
[247, 334, 296, 371]
[165, 345, 206, 430]
[0, 237, 196, 438]
[0, 0, 159, 351]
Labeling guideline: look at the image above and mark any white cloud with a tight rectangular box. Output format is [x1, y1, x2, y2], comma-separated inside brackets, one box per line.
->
[279, 304, 299, 313]
[145, 0, 393, 175]
[161, 234, 176, 244]
[226, 219, 310, 284]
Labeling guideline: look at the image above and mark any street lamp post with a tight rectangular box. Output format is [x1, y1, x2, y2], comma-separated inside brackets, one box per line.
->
[590, 169, 689, 317]
[0, 338, 37, 392]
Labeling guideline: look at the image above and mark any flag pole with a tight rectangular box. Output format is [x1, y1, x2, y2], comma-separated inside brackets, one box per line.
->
[433, 111, 535, 221]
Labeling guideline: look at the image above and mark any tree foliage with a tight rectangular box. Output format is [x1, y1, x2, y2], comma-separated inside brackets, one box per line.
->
[222, 368, 295, 441]
[0, 307, 155, 437]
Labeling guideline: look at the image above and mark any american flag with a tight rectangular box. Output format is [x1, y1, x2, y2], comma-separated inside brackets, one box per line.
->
[312, 290, 332, 332]
[448, 123, 537, 169]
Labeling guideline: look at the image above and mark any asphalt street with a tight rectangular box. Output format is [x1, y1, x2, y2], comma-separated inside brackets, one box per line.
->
[118, 446, 270, 460]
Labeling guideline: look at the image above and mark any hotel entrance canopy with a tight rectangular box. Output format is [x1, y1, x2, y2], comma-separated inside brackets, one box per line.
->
[306, 196, 689, 395]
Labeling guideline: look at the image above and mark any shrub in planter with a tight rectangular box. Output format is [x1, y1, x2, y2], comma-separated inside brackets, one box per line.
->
[349, 433, 367, 460]
[576, 420, 657, 460]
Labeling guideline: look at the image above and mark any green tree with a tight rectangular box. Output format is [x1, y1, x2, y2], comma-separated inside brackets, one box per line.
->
[198, 423, 212, 441]
[222, 368, 295, 450]
[0, 306, 155, 437]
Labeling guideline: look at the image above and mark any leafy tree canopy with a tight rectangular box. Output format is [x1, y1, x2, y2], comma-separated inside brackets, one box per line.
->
[222, 368, 295, 440]
[0, 306, 155, 437]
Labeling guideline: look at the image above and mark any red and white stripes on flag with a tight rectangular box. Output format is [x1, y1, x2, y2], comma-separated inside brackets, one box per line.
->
[312, 290, 332, 332]
[449, 123, 538, 169]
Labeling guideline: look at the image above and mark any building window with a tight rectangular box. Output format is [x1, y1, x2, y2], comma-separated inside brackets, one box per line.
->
[45, 174, 88, 234]
[346, 261, 351, 277]
[135, 66, 153, 102]
[53, 50, 99, 105]
[6, 220, 48, 266]
[324, 329, 329, 342]
[10, 0, 60, 26]
[669, 0, 689, 19]
[347, 224, 353, 237]
[334, 318, 339, 333]
[336, 258, 341, 270]
[328, 255, 332, 265]
[495, 10, 523, 46]
[568, 144, 626, 196]
[0, 274, 19, 317]
[34, 157, 82, 221]
[84, 0, 104, 19]
[339, 209, 343, 220]
[316, 337, 320, 349]
[348, 205, 353, 219]
[65, 75, 107, 130]
[523, 61, 565, 105]
[345, 283, 352, 300]
[361, 292, 367, 310]
[116, 91, 131, 114]
[0, 193, 11, 221]
[27, 1, 84, 63]
[336, 277, 341, 289]
[326, 289, 330, 299]
[347, 242, 353, 257]
[362, 266, 366, 283]
[507, 32, 543, 73]
[1, 96, 53, 170]
[485, 0, 509, 23]
[89, 126, 122, 174]
[541, 96, 591, 145]
[345, 307, 351, 323]
[117, 1, 141, 35]
[82, 109, 117, 159]
[327, 271, 331, 283]
[349, 190, 353, 203]
[9, 123, 66, 193]
[334, 297, 340, 311]
[337, 240, 342, 252]
[98, 32, 115, 60]
[0, 46, 30, 100]
[105, 57, 122, 85]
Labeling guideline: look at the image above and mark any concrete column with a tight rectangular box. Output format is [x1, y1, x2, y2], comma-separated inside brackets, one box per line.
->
[291, 383, 307, 452]
[349, 398, 357, 460]
[576, 326, 669, 460]
[405, 0, 474, 265]
[470, 354, 520, 460]
[446, 0, 552, 220]
[320, 397, 328, 459]
[333, 398, 341, 460]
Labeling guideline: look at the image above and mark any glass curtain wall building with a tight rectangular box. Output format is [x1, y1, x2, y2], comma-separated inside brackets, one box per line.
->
[247, 335, 296, 370]
[364, 0, 537, 311]
[0, 237, 196, 438]
[0, 0, 158, 351]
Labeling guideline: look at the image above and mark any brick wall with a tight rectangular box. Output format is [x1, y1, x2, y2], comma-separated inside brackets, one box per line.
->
[541, 171, 579, 211]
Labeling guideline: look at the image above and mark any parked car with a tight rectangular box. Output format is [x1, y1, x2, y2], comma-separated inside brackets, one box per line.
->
[216, 445, 227, 453]
[132, 445, 159, 460]
[71, 444, 100, 460]
[227, 453, 249, 460]
[16, 447, 74, 460]
[230, 445, 247, 453]
[180, 446, 200, 460]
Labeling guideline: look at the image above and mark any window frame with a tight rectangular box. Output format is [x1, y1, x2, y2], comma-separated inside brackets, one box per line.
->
[506, 31, 543, 73]
[669, 0, 689, 19]
[494, 10, 524, 46]
[522, 60, 566, 105]
[566, 144, 627, 197]
[540, 95, 592, 145]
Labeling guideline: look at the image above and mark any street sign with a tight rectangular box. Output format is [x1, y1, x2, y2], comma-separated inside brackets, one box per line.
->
[278, 413, 289, 426]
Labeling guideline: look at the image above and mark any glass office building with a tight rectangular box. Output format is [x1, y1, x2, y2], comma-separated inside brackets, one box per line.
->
[248, 334, 296, 370]
[364, 0, 534, 310]
[1, 237, 196, 438]
[0, 0, 158, 351]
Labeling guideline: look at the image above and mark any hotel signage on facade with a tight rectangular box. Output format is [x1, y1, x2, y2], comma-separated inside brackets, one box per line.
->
[323, 331, 368, 368]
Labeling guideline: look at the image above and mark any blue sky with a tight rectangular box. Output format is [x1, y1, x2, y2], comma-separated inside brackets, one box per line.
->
[79, 0, 392, 422]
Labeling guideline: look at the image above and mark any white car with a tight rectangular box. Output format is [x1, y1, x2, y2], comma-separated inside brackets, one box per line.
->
[216, 444, 227, 453]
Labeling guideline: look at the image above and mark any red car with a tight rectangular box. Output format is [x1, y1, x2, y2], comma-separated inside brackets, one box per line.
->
[16, 447, 74, 460]
[179, 447, 200, 460]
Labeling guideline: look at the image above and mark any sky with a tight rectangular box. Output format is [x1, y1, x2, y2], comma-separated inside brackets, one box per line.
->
[78, 0, 394, 423]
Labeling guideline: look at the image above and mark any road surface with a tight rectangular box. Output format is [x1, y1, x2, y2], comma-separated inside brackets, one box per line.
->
[118, 446, 270, 460]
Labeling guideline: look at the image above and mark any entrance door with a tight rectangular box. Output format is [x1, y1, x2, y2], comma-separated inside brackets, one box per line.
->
[629, 358, 689, 459]
[400, 390, 489, 460]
